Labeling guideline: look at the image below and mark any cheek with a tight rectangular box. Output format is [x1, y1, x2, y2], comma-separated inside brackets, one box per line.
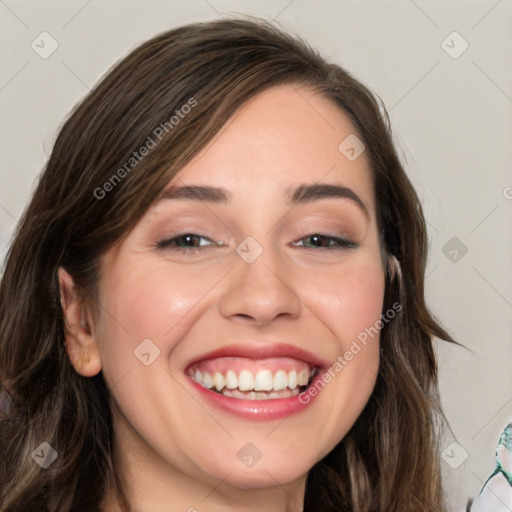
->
[96, 250, 385, 381]
[304, 262, 384, 439]
[95, 259, 227, 381]
[91, 245, 386, 483]
[307, 259, 386, 344]
[310, 257, 384, 389]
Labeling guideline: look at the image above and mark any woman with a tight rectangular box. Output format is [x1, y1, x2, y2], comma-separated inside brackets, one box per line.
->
[0, 18, 460, 511]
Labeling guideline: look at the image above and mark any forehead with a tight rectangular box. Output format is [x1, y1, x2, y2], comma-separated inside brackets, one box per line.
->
[101, 84, 380, 271]
[166, 84, 376, 219]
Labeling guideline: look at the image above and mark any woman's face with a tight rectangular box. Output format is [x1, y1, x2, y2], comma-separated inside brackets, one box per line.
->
[93, 84, 386, 503]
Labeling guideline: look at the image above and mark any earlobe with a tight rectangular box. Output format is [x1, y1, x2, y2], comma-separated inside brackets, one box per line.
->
[58, 267, 102, 377]
[387, 254, 401, 282]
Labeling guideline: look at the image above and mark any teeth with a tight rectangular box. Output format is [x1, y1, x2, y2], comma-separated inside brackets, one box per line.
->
[190, 366, 316, 397]
[254, 369, 273, 391]
[225, 370, 237, 389]
[202, 371, 213, 389]
[273, 370, 288, 391]
[213, 372, 225, 391]
[298, 369, 309, 386]
[238, 370, 254, 391]
[221, 387, 301, 400]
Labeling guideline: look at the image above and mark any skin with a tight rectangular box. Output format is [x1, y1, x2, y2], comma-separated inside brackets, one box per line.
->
[59, 84, 388, 512]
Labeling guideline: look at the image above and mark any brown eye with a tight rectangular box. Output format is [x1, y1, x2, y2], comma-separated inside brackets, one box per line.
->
[156, 233, 216, 253]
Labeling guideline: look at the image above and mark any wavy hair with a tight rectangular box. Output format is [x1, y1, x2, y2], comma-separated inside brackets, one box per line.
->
[0, 17, 460, 511]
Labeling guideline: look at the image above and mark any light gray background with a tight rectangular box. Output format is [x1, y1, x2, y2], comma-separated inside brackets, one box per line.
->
[1, 1, 511, 510]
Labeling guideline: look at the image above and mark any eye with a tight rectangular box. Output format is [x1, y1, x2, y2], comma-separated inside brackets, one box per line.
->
[291, 233, 358, 251]
[155, 233, 219, 254]
[155, 232, 358, 255]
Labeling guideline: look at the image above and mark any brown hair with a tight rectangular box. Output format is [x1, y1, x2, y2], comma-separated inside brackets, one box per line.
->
[0, 17, 461, 511]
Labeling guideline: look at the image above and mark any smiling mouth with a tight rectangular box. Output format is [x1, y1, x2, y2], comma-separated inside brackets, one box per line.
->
[187, 356, 319, 400]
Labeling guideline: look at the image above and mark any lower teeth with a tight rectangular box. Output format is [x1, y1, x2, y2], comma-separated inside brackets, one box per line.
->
[213, 387, 305, 400]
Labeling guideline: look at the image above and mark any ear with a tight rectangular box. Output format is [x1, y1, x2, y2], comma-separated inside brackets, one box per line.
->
[58, 267, 101, 377]
[387, 254, 401, 282]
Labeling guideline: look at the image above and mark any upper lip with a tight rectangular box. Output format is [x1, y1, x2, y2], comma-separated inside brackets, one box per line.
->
[185, 342, 330, 371]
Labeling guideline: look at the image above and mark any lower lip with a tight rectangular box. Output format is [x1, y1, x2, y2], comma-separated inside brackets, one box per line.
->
[187, 372, 323, 421]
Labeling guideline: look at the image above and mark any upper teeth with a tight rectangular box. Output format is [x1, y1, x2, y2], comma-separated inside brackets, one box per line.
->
[192, 368, 313, 392]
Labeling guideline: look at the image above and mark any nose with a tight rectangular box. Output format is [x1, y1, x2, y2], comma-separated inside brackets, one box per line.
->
[218, 242, 302, 327]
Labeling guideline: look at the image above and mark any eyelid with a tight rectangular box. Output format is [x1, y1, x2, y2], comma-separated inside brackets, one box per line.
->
[155, 231, 359, 254]
[290, 233, 358, 250]
[155, 232, 220, 250]
[288, 221, 358, 244]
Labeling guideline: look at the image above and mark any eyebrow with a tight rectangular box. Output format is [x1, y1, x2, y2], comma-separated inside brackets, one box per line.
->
[156, 183, 369, 218]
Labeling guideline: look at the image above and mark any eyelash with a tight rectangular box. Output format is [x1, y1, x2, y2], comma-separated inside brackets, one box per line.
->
[155, 232, 358, 254]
